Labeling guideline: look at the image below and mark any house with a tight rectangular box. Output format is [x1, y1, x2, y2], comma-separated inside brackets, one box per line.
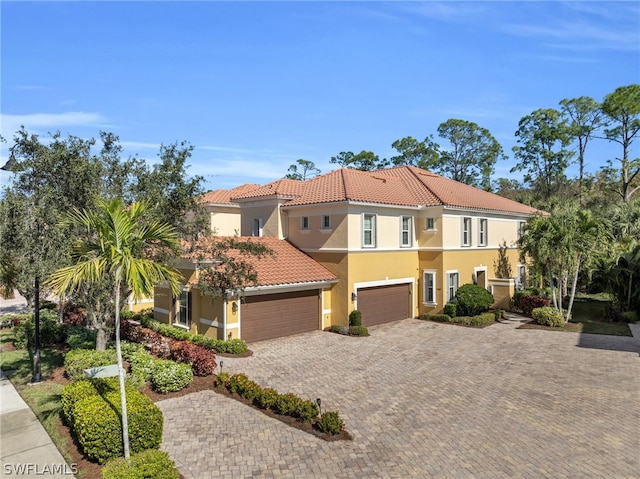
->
[154, 166, 540, 342]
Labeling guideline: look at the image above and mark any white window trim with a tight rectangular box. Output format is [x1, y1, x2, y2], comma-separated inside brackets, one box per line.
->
[445, 270, 459, 302]
[300, 216, 310, 230]
[422, 270, 437, 306]
[400, 215, 413, 248]
[362, 213, 377, 248]
[425, 217, 436, 231]
[462, 217, 472, 247]
[478, 218, 488, 247]
[474, 266, 488, 289]
[321, 215, 331, 230]
[173, 288, 190, 329]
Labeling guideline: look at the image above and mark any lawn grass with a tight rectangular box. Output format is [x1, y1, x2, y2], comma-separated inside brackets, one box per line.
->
[519, 295, 633, 336]
[0, 331, 80, 474]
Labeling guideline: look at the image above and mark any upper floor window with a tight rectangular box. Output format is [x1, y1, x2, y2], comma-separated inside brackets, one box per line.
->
[401, 216, 413, 247]
[321, 215, 331, 229]
[252, 218, 263, 237]
[478, 218, 488, 246]
[517, 221, 526, 240]
[462, 217, 472, 246]
[423, 270, 436, 304]
[425, 217, 436, 231]
[301, 216, 310, 230]
[362, 213, 376, 247]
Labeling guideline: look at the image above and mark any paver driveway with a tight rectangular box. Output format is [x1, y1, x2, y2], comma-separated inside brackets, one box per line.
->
[157, 316, 640, 479]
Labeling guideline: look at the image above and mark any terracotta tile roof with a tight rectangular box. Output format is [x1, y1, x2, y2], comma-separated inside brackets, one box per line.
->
[183, 236, 337, 287]
[284, 166, 540, 215]
[231, 178, 307, 201]
[199, 184, 261, 205]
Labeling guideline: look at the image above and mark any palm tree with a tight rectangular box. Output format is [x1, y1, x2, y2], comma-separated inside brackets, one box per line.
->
[47, 198, 182, 458]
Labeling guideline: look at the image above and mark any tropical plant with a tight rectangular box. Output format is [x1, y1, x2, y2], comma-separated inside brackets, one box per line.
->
[47, 198, 182, 459]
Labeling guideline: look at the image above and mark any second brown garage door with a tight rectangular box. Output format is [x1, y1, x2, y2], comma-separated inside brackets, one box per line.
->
[357, 283, 411, 327]
[240, 290, 319, 343]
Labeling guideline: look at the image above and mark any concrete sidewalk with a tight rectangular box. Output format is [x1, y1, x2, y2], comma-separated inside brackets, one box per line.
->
[0, 370, 76, 478]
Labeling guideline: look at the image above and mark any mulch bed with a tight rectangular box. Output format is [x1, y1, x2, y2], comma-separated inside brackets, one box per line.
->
[39, 351, 349, 479]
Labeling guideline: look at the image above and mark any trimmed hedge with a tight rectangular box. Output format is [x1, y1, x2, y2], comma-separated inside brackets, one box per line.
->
[13, 309, 67, 348]
[64, 349, 117, 381]
[421, 313, 451, 322]
[422, 312, 495, 327]
[134, 315, 249, 355]
[128, 350, 157, 382]
[62, 379, 163, 463]
[66, 326, 97, 350]
[101, 449, 180, 479]
[532, 307, 564, 327]
[151, 360, 193, 394]
[443, 302, 457, 318]
[325, 325, 369, 336]
[216, 373, 339, 428]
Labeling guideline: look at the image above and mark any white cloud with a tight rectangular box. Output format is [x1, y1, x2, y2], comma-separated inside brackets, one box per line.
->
[1, 112, 110, 138]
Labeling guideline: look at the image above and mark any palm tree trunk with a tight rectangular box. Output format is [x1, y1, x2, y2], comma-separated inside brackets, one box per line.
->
[548, 264, 558, 309]
[565, 256, 581, 324]
[114, 278, 130, 459]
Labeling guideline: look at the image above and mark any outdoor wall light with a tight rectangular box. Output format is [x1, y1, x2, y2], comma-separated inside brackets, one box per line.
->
[351, 292, 357, 302]
[228, 332, 233, 340]
[232, 301, 238, 313]
[316, 397, 322, 415]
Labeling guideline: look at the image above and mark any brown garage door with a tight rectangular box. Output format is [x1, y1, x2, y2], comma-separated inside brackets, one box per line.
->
[358, 283, 411, 327]
[241, 290, 319, 343]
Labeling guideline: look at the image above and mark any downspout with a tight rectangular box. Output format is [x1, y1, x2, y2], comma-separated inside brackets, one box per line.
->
[222, 297, 227, 341]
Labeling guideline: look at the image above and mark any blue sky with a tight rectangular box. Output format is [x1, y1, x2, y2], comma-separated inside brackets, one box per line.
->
[1, 1, 638, 192]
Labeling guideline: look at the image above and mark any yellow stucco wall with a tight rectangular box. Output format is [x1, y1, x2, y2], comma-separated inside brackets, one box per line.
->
[286, 205, 349, 250]
[240, 203, 283, 238]
[209, 208, 241, 236]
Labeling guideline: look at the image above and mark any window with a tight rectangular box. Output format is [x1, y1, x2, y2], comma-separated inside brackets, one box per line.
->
[321, 215, 331, 229]
[425, 217, 435, 231]
[517, 221, 526, 240]
[362, 214, 376, 247]
[447, 272, 459, 302]
[462, 217, 472, 246]
[176, 289, 191, 328]
[423, 271, 436, 304]
[401, 216, 413, 247]
[252, 218, 263, 237]
[301, 216, 310, 230]
[517, 265, 527, 290]
[478, 219, 488, 246]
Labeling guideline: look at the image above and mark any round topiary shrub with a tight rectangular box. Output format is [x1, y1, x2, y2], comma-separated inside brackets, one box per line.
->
[455, 284, 495, 316]
[532, 306, 565, 327]
[443, 302, 457, 318]
[315, 411, 345, 435]
[151, 360, 193, 394]
[101, 449, 180, 479]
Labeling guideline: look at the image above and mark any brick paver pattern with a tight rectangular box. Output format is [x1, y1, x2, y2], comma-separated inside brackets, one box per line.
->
[157, 316, 640, 479]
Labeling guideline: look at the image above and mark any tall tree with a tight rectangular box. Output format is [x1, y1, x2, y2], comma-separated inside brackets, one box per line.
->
[329, 150, 387, 171]
[511, 108, 575, 202]
[435, 119, 506, 190]
[285, 159, 321, 180]
[600, 84, 640, 202]
[390, 135, 440, 169]
[559, 96, 604, 205]
[47, 198, 182, 459]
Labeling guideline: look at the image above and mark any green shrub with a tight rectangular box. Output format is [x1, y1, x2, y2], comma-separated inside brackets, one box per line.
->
[214, 372, 230, 388]
[120, 340, 147, 360]
[348, 325, 369, 336]
[315, 411, 344, 435]
[455, 284, 494, 316]
[519, 295, 551, 317]
[66, 326, 97, 350]
[348, 310, 362, 327]
[620, 311, 638, 323]
[443, 302, 457, 318]
[128, 350, 157, 381]
[421, 313, 452, 322]
[101, 449, 180, 479]
[326, 325, 349, 335]
[73, 388, 163, 463]
[151, 360, 193, 394]
[532, 306, 565, 327]
[295, 400, 319, 423]
[226, 373, 261, 400]
[13, 309, 67, 348]
[64, 349, 118, 381]
[254, 387, 279, 409]
[273, 393, 301, 416]
[492, 309, 504, 321]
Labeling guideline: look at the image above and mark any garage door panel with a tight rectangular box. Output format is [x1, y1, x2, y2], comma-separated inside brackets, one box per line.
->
[241, 290, 319, 343]
[358, 283, 411, 327]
